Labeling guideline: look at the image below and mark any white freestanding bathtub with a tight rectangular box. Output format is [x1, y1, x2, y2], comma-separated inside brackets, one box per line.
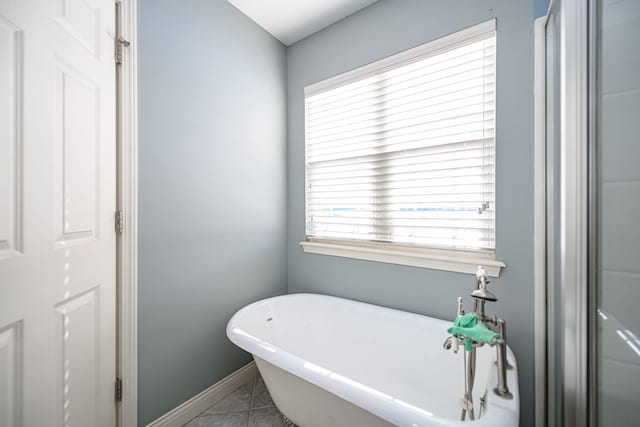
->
[227, 294, 519, 427]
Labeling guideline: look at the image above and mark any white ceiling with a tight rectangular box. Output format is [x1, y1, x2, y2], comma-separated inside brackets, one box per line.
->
[228, 0, 378, 46]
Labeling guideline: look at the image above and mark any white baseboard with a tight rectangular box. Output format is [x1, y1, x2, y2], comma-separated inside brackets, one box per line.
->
[146, 361, 258, 427]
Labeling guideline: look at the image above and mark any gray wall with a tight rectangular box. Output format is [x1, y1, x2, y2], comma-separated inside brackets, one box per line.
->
[535, 0, 550, 17]
[137, 0, 287, 424]
[286, 1, 535, 426]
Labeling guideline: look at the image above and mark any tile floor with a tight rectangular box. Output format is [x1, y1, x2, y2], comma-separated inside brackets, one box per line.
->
[184, 374, 293, 427]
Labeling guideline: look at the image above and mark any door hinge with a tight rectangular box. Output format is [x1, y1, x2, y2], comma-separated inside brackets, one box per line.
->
[114, 36, 130, 65]
[115, 378, 123, 403]
[115, 210, 124, 234]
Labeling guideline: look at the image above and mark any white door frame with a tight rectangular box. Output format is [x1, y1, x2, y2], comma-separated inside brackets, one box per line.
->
[116, 0, 138, 426]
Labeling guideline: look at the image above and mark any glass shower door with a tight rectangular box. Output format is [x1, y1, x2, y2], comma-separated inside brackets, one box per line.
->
[595, 0, 640, 424]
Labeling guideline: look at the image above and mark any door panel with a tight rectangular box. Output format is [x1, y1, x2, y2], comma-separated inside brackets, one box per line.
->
[0, 13, 22, 261]
[54, 59, 100, 246]
[56, 0, 100, 56]
[0, 0, 116, 426]
[55, 288, 99, 427]
[0, 321, 21, 427]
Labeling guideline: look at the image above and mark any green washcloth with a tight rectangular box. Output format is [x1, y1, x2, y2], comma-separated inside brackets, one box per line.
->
[447, 312, 501, 351]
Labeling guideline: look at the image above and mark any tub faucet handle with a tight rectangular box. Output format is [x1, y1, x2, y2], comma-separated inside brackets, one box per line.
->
[471, 266, 497, 303]
[476, 265, 488, 282]
[443, 336, 460, 354]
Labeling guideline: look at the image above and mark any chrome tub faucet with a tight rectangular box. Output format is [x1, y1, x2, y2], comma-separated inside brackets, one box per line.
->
[471, 266, 512, 399]
[442, 266, 513, 421]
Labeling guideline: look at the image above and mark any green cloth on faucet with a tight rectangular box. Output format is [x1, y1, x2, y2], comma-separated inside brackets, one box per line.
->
[447, 312, 501, 351]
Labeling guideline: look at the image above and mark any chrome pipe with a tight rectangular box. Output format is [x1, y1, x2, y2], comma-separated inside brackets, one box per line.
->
[496, 317, 513, 370]
[494, 338, 513, 399]
[461, 347, 476, 421]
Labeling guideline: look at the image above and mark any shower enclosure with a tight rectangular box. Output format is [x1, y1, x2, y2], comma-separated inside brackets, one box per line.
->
[593, 0, 640, 424]
[537, 0, 640, 425]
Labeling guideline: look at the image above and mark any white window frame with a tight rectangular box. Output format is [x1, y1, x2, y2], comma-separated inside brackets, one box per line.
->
[300, 19, 505, 277]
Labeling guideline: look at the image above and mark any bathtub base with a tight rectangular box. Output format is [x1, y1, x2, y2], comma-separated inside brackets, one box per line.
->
[255, 357, 392, 427]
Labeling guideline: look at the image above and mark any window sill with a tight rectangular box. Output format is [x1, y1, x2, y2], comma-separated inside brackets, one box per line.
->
[299, 240, 505, 277]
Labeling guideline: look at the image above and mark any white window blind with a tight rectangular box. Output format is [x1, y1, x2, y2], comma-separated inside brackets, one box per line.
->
[304, 20, 496, 253]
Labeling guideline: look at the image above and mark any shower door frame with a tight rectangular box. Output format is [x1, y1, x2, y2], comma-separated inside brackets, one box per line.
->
[535, 0, 596, 426]
[534, 10, 551, 427]
[562, 0, 599, 425]
[586, 1, 597, 425]
[560, 0, 593, 425]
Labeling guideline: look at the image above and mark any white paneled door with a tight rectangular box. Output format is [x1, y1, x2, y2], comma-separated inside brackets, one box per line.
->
[0, 0, 116, 426]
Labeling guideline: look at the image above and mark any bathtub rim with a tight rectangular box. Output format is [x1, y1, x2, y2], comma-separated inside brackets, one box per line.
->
[227, 293, 520, 427]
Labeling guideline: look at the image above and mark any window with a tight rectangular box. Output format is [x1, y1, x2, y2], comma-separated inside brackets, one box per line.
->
[301, 20, 504, 276]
